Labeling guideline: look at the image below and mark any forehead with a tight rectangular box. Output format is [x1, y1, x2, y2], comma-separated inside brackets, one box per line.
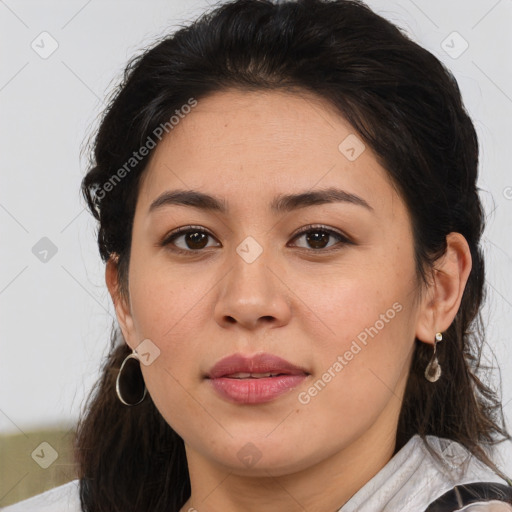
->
[137, 88, 400, 218]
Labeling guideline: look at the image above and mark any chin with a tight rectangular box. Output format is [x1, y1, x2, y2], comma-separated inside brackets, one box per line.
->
[195, 436, 325, 477]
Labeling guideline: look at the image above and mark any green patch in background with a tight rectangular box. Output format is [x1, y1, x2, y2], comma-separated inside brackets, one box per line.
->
[0, 426, 77, 507]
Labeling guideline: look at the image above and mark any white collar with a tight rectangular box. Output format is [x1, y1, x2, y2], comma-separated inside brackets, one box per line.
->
[339, 434, 508, 512]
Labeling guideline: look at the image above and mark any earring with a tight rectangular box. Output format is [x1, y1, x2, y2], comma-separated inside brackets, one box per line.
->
[425, 332, 443, 383]
[116, 349, 147, 406]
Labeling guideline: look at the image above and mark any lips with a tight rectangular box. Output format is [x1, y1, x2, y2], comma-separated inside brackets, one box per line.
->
[206, 353, 309, 379]
[206, 353, 309, 404]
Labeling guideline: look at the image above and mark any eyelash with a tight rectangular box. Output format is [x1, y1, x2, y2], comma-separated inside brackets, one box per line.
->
[159, 224, 353, 255]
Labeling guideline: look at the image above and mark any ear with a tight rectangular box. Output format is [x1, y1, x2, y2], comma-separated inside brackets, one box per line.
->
[415, 232, 472, 345]
[105, 255, 137, 350]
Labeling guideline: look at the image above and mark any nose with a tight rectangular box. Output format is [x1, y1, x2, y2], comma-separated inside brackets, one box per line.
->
[213, 242, 292, 331]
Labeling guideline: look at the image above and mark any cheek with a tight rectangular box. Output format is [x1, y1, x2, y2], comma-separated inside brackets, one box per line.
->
[128, 250, 210, 341]
[309, 292, 411, 390]
[126, 258, 213, 413]
[291, 262, 415, 399]
[288, 255, 409, 343]
[295, 292, 413, 444]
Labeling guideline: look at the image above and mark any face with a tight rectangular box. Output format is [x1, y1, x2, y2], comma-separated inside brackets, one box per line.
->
[114, 88, 427, 476]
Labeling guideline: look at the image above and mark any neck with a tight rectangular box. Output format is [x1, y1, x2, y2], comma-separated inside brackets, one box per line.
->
[179, 424, 398, 512]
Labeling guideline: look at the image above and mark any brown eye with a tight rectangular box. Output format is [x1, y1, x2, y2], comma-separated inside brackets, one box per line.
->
[161, 226, 220, 253]
[181, 230, 209, 250]
[161, 224, 352, 255]
[304, 230, 330, 249]
[289, 225, 352, 251]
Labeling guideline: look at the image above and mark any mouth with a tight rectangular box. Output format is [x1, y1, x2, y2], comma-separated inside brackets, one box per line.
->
[206, 353, 310, 404]
[221, 372, 291, 379]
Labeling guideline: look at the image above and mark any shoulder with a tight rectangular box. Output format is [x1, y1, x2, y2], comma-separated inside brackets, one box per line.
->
[412, 435, 512, 511]
[339, 434, 512, 512]
[412, 434, 508, 483]
[1, 479, 81, 512]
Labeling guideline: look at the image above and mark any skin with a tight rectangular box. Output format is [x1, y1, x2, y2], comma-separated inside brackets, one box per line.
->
[106, 89, 472, 512]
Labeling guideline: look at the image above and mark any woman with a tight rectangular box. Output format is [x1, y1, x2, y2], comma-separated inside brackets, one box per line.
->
[5, 0, 512, 510]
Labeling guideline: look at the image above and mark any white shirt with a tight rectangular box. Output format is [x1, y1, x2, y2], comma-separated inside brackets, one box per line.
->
[338, 435, 512, 512]
[2, 434, 511, 512]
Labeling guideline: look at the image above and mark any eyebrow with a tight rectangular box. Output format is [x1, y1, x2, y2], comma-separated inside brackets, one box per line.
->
[148, 187, 374, 215]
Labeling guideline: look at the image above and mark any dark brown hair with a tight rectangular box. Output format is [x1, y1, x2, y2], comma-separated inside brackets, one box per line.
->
[76, 0, 512, 510]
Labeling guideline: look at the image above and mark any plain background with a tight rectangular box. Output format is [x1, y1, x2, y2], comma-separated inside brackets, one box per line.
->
[1, 0, 511, 476]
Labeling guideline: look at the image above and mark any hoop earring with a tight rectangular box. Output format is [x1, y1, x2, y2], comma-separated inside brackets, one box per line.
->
[116, 349, 147, 406]
[425, 332, 443, 383]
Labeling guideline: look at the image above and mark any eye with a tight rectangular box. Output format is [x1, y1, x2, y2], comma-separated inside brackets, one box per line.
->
[160, 224, 352, 255]
[288, 224, 352, 252]
[160, 226, 220, 254]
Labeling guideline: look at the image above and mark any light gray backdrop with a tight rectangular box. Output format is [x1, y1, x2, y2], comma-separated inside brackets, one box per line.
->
[1, 0, 511, 474]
